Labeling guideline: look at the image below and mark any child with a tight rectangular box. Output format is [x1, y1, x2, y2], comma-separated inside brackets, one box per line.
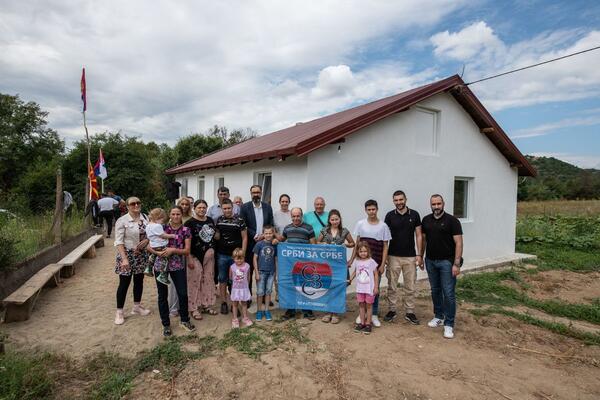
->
[144, 208, 177, 285]
[230, 248, 253, 328]
[348, 241, 379, 335]
[253, 225, 277, 322]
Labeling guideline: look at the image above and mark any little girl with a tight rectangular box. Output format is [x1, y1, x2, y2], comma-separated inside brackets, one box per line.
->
[230, 248, 253, 329]
[144, 208, 177, 285]
[348, 241, 379, 335]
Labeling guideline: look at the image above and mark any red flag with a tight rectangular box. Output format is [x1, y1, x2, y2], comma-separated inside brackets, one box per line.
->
[88, 161, 99, 200]
[81, 67, 87, 112]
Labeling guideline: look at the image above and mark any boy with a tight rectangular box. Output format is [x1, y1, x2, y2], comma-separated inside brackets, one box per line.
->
[253, 225, 277, 321]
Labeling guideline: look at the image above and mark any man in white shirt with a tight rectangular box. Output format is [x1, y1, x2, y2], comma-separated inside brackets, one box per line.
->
[98, 193, 119, 238]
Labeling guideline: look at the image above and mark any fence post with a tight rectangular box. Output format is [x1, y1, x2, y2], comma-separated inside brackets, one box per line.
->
[51, 168, 63, 245]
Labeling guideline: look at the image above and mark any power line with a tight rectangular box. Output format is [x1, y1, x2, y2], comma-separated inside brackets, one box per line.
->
[465, 45, 600, 85]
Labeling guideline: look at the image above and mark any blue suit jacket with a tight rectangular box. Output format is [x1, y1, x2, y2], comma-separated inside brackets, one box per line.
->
[240, 201, 274, 241]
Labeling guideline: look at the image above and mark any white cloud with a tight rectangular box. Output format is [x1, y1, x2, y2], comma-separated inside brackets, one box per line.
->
[430, 21, 505, 61]
[529, 152, 600, 169]
[511, 115, 600, 138]
[312, 65, 356, 99]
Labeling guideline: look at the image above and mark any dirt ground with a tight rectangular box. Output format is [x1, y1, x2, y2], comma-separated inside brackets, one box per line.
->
[2, 239, 599, 399]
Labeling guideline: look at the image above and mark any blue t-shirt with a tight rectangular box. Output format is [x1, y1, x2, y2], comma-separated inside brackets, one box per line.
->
[303, 211, 329, 238]
[253, 240, 277, 272]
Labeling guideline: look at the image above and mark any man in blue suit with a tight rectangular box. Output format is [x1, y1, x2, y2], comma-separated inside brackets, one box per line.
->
[240, 184, 274, 304]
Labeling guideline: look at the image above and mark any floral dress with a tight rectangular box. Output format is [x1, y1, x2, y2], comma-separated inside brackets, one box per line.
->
[115, 219, 150, 276]
[153, 224, 191, 272]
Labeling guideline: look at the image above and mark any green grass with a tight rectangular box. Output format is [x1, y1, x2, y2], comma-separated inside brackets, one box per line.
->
[0, 352, 55, 400]
[517, 243, 600, 272]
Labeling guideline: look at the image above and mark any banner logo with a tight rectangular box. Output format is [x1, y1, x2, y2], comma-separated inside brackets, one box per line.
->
[292, 261, 332, 299]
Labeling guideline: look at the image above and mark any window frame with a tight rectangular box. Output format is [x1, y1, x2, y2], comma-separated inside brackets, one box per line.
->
[453, 177, 473, 222]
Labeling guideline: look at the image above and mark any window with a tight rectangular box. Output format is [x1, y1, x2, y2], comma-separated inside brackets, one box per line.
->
[413, 107, 439, 155]
[181, 178, 188, 197]
[197, 176, 205, 200]
[254, 172, 272, 204]
[215, 176, 225, 191]
[453, 177, 472, 220]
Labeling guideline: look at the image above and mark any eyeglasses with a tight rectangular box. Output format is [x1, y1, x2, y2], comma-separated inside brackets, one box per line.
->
[128, 201, 141, 206]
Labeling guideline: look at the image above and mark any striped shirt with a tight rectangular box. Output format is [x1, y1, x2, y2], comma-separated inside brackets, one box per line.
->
[282, 223, 315, 244]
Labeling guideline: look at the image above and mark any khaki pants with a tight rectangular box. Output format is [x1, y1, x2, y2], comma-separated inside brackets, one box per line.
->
[386, 256, 417, 313]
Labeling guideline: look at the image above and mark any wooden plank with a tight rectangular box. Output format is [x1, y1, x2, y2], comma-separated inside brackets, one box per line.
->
[4, 294, 38, 322]
[58, 234, 103, 266]
[3, 264, 62, 304]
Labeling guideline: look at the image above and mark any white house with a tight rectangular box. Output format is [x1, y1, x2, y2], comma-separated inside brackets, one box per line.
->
[167, 75, 536, 269]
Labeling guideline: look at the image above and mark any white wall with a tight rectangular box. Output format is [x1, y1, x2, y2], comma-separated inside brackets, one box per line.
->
[175, 157, 308, 209]
[306, 92, 518, 260]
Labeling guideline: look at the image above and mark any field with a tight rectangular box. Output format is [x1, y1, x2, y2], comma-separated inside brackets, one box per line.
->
[1, 200, 599, 399]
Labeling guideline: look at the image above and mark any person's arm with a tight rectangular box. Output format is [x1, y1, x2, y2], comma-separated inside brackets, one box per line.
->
[348, 263, 356, 284]
[344, 231, 355, 248]
[379, 241, 389, 274]
[241, 229, 248, 254]
[160, 233, 177, 240]
[452, 235, 463, 277]
[348, 235, 360, 266]
[415, 226, 424, 270]
[316, 231, 325, 244]
[373, 268, 380, 295]
[253, 253, 260, 281]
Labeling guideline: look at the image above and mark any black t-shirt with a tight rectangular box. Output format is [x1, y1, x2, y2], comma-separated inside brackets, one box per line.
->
[384, 208, 421, 257]
[422, 212, 463, 261]
[185, 217, 216, 260]
[215, 215, 247, 255]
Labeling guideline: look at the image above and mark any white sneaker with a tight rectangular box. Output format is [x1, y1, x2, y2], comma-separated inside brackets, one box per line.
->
[372, 315, 381, 327]
[114, 310, 125, 325]
[443, 326, 454, 339]
[356, 315, 361, 324]
[427, 317, 444, 328]
[131, 304, 151, 316]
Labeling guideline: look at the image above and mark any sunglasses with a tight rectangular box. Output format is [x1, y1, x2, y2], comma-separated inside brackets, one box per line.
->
[128, 201, 141, 206]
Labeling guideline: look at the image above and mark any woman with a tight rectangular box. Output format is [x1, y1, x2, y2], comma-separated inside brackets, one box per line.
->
[317, 209, 355, 324]
[177, 197, 193, 223]
[185, 200, 218, 320]
[273, 194, 292, 241]
[148, 206, 195, 336]
[113, 197, 151, 325]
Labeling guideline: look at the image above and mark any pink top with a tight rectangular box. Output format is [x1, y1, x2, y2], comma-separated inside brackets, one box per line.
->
[352, 258, 378, 295]
[230, 262, 250, 291]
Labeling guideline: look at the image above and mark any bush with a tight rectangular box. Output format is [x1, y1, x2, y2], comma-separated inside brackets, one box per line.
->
[0, 231, 18, 269]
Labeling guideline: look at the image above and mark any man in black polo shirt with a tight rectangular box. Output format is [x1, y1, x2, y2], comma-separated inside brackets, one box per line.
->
[383, 190, 423, 325]
[421, 194, 463, 339]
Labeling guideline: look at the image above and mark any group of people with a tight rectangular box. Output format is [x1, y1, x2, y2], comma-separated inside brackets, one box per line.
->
[112, 185, 463, 339]
[86, 189, 127, 237]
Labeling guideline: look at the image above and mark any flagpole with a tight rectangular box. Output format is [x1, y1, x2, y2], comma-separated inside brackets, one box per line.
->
[83, 109, 91, 206]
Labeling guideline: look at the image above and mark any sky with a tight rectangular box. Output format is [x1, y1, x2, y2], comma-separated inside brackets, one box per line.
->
[1, 0, 599, 168]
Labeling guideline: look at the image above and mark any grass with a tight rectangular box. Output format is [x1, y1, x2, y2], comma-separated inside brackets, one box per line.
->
[0, 322, 309, 400]
[518, 199, 600, 217]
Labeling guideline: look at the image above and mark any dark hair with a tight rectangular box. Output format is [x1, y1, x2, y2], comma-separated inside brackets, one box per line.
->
[221, 198, 233, 206]
[279, 194, 290, 202]
[393, 190, 406, 198]
[193, 199, 208, 208]
[170, 205, 184, 214]
[431, 194, 444, 201]
[218, 186, 230, 194]
[364, 199, 378, 209]
[327, 209, 344, 232]
[250, 184, 262, 191]
[263, 224, 274, 232]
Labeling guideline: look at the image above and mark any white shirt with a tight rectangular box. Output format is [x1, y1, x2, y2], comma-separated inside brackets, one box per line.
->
[253, 203, 264, 238]
[146, 222, 168, 248]
[273, 209, 291, 234]
[114, 213, 149, 249]
[98, 197, 118, 212]
[207, 203, 240, 221]
[353, 218, 392, 242]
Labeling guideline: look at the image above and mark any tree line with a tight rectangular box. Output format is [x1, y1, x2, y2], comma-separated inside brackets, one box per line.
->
[0, 93, 255, 214]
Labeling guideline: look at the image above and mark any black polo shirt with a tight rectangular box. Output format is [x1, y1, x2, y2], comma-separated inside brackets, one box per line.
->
[421, 212, 462, 261]
[384, 208, 421, 257]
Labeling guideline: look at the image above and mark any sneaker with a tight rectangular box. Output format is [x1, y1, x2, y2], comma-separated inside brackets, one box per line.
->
[371, 316, 381, 327]
[256, 311, 264, 321]
[163, 326, 172, 337]
[355, 315, 361, 324]
[231, 318, 240, 329]
[180, 321, 196, 332]
[428, 317, 444, 328]
[156, 272, 171, 286]
[220, 302, 228, 315]
[354, 323, 364, 333]
[131, 304, 151, 316]
[281, 310, 295, 321]
[444, 326, 454, 339]
[404, 313, 420, 325]
[362, 324, 372, 335]
[114, 310, 125, 325]
[265, 311, 273, 321]
[383, 311, 397, 322]
[242, 317, 253, 327]
[303, 311, 316, 320]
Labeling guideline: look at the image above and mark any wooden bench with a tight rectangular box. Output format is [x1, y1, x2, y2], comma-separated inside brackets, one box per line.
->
[58, 234, 104, 278]
[2, 263, 63, 322]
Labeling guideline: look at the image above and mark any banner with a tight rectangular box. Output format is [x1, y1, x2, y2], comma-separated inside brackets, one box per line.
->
[277, 242, 347, 313]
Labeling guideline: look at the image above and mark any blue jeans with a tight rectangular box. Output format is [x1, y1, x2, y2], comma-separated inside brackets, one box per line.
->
[425, 258, 456, 327]
[372, 274, 382, 316]
[217, 253, 233, 284]
[155, 268, 189, 326]
[256, 270, 275, 296]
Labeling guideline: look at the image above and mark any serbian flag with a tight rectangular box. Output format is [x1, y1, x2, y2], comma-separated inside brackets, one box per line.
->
[88, 161, 99, 200]
[80, 67, 87, 112]
[94, 148, 107, 179]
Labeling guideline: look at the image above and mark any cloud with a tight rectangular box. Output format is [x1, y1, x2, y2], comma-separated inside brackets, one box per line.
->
[511, 115, 600, 138]
[529, 152, 600, 169]
[312, 65, 356, 99]
[430, 21, 505, 61]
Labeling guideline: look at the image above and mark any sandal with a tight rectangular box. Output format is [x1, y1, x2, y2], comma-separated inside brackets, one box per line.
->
[331, 315, 340, 324]
[202, 307, 218, 316]
[192, 311, 203, 320]
[321, 314, 332, 323]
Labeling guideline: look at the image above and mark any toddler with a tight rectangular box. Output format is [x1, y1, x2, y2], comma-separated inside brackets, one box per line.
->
[230, 248, 253, 328]
[144, 208, 177, 285]
[349, 241, 379, 335]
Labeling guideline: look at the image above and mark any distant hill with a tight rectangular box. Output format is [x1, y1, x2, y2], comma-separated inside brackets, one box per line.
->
[518, 156, 600, 201]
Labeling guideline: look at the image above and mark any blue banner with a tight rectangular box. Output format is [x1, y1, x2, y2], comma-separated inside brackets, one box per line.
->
[277, 242, 347, 313]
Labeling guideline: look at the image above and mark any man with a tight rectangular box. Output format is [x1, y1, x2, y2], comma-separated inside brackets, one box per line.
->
[351, 199, 391, 327]
[240, 185, 274, 300]
[98, 193, 119, 238]
[208, 186, 241, 221]
[107, 189, 125, 219]
[215, 199, 248, 315]
[421, 194, 463, 339]
[303, 197, 329, 238]
[383, 190, 423, 325]
[281, 207, 316, 321]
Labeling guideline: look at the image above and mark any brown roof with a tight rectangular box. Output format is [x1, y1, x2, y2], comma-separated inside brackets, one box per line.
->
[166, 75, 536, 176]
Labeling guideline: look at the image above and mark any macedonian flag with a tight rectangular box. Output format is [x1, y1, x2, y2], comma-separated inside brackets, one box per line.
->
[88, 161, 99, 200]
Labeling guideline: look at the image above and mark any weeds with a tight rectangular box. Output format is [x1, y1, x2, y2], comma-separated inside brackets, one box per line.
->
[0, 352, 55, 400]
